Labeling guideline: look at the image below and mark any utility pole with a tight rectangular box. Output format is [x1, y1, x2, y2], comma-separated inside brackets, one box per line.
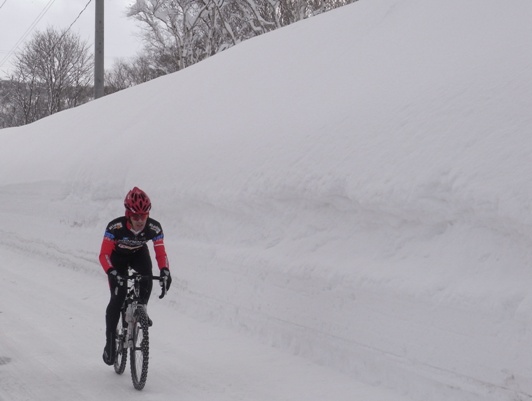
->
[94, 0, 104, 99]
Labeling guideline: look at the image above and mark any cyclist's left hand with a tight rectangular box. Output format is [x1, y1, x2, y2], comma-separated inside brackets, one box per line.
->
[160, 268, 172, 290]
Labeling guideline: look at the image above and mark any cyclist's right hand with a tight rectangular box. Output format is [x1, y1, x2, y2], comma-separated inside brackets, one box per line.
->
[107, 268, 125, 286]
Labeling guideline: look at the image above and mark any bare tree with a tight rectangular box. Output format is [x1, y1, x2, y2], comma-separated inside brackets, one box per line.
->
[103, 0, 355, 96]
[0, 0, 355, 127]
[127, 0, 355, 73]
[8, 27, 93, 124]
[128, 0, 187, 72]
[105, 55, 165, 94]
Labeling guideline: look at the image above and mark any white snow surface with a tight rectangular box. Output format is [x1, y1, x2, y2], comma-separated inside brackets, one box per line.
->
[1, 0, 532, 400]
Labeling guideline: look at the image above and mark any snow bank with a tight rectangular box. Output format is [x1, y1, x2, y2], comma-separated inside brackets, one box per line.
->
[1, 0, 532, 399]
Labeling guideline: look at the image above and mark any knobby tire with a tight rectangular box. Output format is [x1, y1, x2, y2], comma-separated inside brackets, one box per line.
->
[130, 307, 150, 390]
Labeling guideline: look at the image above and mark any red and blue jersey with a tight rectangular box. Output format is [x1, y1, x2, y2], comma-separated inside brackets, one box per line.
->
[99, 216, 169, 272]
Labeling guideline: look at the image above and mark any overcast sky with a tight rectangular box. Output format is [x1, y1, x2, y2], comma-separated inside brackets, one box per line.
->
[0, 0, 142, 78]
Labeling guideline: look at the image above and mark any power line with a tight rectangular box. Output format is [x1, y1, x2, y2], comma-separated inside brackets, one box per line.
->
[0, 0, 8, 11]
[0, 0, 57, 69]
[0, 0, 93, 74]
[62, 0, 93, 39]
[47, 0, 93, 59]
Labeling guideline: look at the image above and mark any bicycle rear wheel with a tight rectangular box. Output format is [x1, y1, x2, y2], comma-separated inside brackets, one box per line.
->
[130, 307, 150, 390]
[114, 312, 128, 374]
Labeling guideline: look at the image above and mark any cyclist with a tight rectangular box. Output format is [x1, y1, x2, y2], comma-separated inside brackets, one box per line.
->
[99, 187, 172, 366]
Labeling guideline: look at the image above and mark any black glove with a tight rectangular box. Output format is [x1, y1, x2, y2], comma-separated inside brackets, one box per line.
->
[107, 268, 124, 286]
[160, 268, 172, 290]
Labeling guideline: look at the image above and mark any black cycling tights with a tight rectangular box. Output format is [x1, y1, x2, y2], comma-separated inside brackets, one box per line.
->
[105, 246, 153, 334]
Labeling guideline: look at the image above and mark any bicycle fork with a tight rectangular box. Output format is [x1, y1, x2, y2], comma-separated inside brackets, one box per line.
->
[120, 302, 143, 349]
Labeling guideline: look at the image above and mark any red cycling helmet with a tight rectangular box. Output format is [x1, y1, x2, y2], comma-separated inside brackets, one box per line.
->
[124, 187, 151, 214]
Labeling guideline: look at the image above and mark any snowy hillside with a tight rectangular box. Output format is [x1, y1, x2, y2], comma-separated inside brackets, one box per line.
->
[1, 0, 532, 400]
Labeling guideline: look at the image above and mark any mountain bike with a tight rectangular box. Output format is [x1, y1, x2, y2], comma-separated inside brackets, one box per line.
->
[113, 268, 168, 390]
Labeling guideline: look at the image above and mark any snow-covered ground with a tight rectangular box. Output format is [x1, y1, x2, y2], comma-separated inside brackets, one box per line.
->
[1, 0, 532, 400]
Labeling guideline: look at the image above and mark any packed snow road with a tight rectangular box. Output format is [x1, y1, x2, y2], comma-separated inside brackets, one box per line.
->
[0, 244, 407, 401]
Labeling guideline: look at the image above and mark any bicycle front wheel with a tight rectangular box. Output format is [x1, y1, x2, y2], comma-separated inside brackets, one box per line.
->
[130, 307, 150, 390]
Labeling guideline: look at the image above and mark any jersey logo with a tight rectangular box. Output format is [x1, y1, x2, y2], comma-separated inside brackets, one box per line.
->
[117, 238, 147, 250]
[149, 223, 162, 234]
[109, 222, 123, 230]
[117, 243, 144, 251]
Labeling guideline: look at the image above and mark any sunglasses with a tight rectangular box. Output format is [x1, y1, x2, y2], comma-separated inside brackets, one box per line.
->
[130, 213, 148, 221]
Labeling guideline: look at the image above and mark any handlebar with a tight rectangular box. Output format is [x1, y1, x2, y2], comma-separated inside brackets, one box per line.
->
[123, 272, 168, 299]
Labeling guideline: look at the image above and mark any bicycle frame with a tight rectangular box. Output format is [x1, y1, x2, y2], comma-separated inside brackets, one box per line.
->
[113, 268, 166, 390]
